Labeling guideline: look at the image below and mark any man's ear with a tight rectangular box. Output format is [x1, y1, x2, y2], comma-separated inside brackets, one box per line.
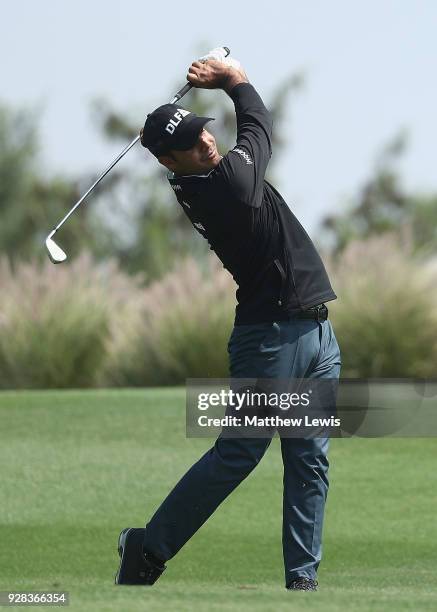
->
[157, 155, 176, 171]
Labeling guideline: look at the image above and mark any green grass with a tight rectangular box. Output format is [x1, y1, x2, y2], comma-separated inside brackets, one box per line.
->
[0, 389, 436, 611]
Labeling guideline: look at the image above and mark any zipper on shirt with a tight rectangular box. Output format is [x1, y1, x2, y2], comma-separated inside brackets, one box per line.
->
[274, 258, 286, 306]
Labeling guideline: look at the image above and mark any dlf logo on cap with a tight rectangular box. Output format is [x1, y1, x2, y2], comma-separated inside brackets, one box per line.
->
[166, 108, 191, 135]
[141, 103, 214, 155]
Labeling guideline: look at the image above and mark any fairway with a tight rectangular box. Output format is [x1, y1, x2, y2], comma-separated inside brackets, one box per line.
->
[0, 389, 436, 611]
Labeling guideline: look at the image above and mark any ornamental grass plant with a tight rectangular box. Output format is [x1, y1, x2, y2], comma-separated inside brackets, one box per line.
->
[326, 232, 437, 377]
[0, 254, 144, 389]
[1, 233, 437, 389]
[101, 257, 235, 386]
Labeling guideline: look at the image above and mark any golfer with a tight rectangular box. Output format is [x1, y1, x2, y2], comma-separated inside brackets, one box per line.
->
[115, 55, 341, 592]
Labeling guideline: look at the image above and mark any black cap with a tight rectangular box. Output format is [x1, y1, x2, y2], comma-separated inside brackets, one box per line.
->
[141, 104, 214, 156]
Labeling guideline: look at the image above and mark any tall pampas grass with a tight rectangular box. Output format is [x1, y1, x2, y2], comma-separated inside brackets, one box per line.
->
[101, 257, 235, 386]
[326, 232, 437, 377]
[2, 232, 437, 389]
[0, 253, 144, 388]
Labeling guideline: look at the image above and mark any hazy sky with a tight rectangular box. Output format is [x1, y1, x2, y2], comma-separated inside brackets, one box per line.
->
[1, 0, 436, 233]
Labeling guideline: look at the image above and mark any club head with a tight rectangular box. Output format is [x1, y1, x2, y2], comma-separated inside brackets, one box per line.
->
[46, 234, 67, 264]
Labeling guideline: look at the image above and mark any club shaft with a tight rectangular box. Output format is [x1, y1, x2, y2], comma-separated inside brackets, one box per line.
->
[170, 83, 192, 104]
[50, 45, 230, 235]
[54, 134, 140, 232]
[53, 82, 192, 234]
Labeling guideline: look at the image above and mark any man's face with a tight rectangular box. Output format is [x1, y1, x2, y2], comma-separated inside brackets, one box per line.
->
[158, 128, 222, 176]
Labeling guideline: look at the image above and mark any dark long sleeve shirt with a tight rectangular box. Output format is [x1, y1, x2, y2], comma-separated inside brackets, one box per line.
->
[168, 82, 337, 325]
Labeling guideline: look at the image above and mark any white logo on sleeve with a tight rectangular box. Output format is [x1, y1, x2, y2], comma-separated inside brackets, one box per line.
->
[193, 221, 206, 233]
[166, 108, 191, 135]
[171, 184, 182, 191]
[234, 147, 253, 165]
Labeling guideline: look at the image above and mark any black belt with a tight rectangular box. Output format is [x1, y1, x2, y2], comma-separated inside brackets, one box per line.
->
[294, 304, 329, 321]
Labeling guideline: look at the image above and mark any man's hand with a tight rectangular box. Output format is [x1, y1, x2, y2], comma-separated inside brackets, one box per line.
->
[187, 59, 249, 94]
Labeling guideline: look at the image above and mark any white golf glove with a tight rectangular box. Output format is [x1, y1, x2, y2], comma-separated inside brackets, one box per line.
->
[198, 47, 242, 71]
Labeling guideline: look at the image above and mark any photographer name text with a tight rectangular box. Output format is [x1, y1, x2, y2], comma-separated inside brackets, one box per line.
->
[197, 415, 341, 428]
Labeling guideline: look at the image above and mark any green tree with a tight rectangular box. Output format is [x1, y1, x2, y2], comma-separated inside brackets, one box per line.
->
[321, 131, 437, 256]
[0, 105, 112, 265]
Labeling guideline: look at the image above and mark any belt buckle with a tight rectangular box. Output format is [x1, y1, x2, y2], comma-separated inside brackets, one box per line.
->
[315, 304, 327, 321]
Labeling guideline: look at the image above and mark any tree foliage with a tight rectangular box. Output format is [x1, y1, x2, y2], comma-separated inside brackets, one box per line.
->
[322, 131, 437, 256]
[0, 105, 113, 265]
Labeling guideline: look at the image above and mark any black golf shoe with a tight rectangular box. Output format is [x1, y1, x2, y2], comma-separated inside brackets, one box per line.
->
[115, 527, 166, 585]
[287, 577, 318, 591]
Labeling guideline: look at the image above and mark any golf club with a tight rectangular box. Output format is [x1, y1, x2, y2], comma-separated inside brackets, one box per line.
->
[45, 46, 230, 264]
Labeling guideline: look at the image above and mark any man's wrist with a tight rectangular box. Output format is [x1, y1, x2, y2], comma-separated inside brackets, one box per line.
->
[223, 71, 249, 94]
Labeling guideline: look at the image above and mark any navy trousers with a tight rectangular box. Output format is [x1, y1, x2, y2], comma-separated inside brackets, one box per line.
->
[143, 318, 341, 585]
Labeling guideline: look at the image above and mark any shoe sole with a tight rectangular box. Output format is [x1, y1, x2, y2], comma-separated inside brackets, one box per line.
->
[114, 527, 133, 585]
